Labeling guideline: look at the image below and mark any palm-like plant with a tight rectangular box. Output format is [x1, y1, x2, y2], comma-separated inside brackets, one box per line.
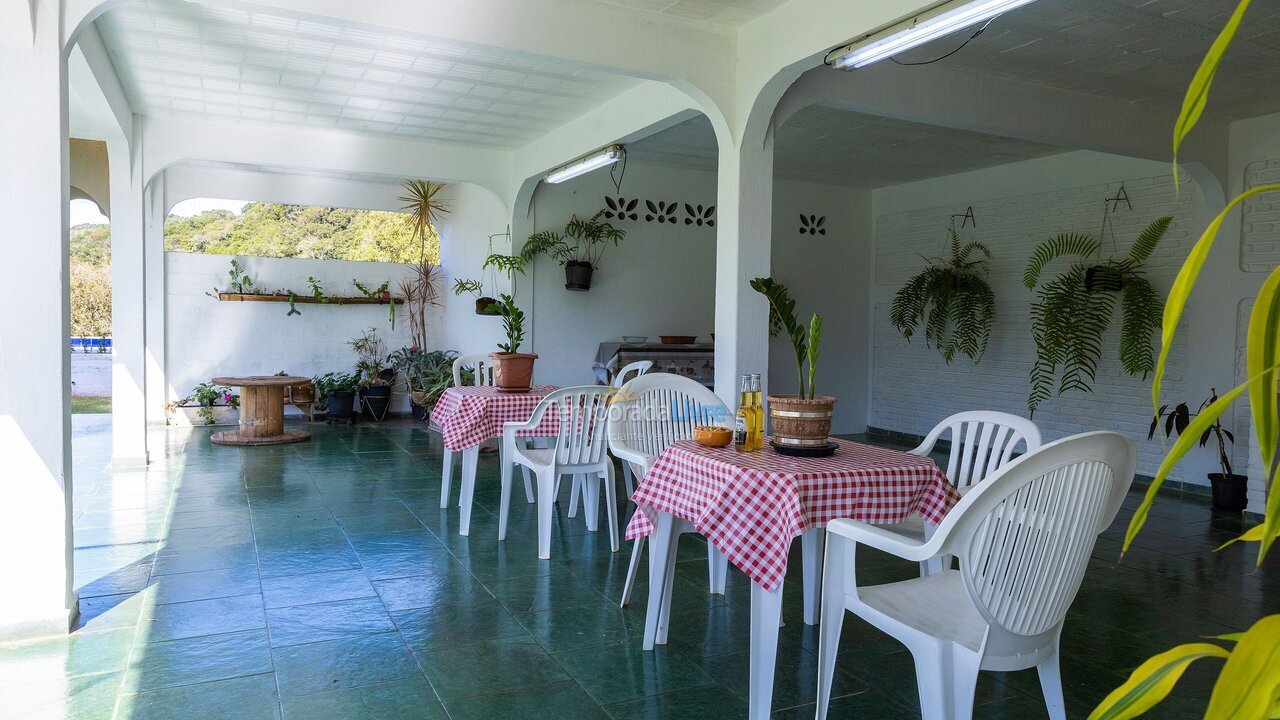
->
[1024, 216, 1171, 415]
[520, 211, 625, 268]
[399, 180, 451, 258]
[890, 229, 995, 364]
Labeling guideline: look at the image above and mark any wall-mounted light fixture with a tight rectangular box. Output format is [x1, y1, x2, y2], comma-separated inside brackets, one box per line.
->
[545, 145, 625, 184]
[827, 0, 1038, 70]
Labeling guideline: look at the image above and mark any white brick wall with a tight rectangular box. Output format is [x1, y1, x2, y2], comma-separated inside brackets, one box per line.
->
[872, 173, 1194, 479]
[1242, 158, 1280, 272]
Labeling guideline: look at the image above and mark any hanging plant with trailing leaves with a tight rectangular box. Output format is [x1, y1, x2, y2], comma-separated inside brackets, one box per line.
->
[890, 228, 996, 364]
[1023, 215, 1171, 415]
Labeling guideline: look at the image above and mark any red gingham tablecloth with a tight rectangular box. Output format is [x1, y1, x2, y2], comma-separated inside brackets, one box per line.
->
[429, 385, 560, 451]
[625, 438, 960, 591]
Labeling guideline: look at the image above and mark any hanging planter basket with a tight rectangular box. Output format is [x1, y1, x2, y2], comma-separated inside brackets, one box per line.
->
[564, 261, 594, 291]
[1084, 265, 1126, 293]
[475, 297, 500, 315]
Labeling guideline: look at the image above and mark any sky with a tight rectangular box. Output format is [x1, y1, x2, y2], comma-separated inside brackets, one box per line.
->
[68, 197, 248, 226]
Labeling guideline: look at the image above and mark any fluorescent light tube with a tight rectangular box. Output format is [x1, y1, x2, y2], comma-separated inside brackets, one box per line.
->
[545, 145, 624, 184]
[829, 0, 1038, 70]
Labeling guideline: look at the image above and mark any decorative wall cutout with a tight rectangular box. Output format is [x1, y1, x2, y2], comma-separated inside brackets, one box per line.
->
[645, 200, 678, 224]
[799, 214, 827, 235]
[684, 204, 716, 227]
[603, 196, 639, 221]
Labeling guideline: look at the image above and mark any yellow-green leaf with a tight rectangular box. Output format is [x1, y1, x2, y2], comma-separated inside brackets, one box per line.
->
[1129, 371, 1276, 552]
[1249, 264, 1280, 561]
[1172, 0, 1252, 194]
[1206, 615, 1280, 718]
[1217, 523, 1268, 551]
[1151, 185, 1280, 428]
[1089, 642, 1230, 720]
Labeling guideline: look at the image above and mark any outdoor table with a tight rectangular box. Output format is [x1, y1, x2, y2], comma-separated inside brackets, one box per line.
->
[209, 375, 312, 446]
[429, 385, 560, 535]
[626, 437, 960, 720]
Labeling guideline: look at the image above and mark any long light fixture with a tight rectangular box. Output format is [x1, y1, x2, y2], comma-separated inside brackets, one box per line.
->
[545, 145, 625, 184]
[827, 0, 1038, 70]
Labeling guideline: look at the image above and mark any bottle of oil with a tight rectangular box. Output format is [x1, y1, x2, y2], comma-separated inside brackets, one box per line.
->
[749, 374, 765, 450]
[734, 374, 753, 452]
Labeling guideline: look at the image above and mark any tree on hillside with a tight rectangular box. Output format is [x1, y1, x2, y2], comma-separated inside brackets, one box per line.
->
[70, 262, 111, 339]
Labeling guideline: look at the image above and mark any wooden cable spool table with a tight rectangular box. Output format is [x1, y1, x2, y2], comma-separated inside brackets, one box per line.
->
[210, 376, 312, 446]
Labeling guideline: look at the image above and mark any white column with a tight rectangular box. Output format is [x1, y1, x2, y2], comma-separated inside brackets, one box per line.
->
[108, 137, 148, 466]
[0, 3, 78, 638]
[143, 177, 168, 425]
[713, 136, 774, 402]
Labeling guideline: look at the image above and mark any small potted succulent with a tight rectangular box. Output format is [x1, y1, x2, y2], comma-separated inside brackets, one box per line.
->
[312, 372, 360, 420]
[349, 327, 396, 421]
[1150, 388, 1249, 511]
[751, 277, 833, 450]
[486, 293, 537, 392]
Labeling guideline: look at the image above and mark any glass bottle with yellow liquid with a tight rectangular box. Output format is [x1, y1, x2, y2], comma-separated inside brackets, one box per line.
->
[734, 374, 755, 453]
[749, 374, 765, 450]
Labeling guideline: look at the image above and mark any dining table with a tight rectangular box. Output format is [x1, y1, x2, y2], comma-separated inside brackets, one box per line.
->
[209, 375, 312, 446]
[429, 384, 560, 536]
[626, 436, 961, 720]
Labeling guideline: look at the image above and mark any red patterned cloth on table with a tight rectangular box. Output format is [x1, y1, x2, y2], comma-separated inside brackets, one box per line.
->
[625, 437, 960, 591]
[429, 385, 560, 451]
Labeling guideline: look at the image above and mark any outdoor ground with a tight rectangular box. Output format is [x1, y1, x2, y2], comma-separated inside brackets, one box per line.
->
[0, 417, 1275, 719]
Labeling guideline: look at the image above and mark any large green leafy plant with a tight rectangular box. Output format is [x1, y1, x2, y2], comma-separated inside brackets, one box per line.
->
[1023, 216, 1171, 415]
[1089, 1, 1280, 717]
[519, 211, 625, 268]
[389, 348, 459, 413]
[890, 228, 995, 363]
[750, 278, 822, 399]
[487, 294, 526, 354]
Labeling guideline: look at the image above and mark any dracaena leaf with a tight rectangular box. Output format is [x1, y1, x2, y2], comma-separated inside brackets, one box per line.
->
[1088, 642, 1229, 720]
[1205, 615, 1280, 718]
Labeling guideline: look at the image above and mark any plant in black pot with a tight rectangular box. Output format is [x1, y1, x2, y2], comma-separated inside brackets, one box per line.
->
[486, 294, 537, 392]
[313, 372, 360, 420]
[519, 210, 625, 291]
[453, 278, 500, 316]
[350, 327, 396, 421]
[1150, 388, 1248, 511]
[390, 347, 460, 421]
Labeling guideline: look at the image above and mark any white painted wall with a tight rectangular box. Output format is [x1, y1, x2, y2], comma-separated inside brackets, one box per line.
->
[436, 182, 510, 360]
[522, 162, 720, 388]
[870, 151, 1206, 482]
[770, 179, 871, 434]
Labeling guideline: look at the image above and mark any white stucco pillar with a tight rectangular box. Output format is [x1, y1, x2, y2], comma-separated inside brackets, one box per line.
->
[713, 136, 774, 403]
[108, 137, 149, 466]
[144, 177, 167, 424]
[0, 3, 78, 638]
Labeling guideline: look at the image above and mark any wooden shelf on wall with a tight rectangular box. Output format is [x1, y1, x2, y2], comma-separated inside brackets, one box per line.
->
[217, 292, 404, 305]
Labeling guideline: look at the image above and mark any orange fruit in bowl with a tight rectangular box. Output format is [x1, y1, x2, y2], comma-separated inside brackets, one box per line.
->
[693, 425, 733, 447]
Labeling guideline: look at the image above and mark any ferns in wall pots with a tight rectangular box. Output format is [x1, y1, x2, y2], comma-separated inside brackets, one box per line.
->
[1023, 215, 1171, 415]
[890, 228, 996, 364]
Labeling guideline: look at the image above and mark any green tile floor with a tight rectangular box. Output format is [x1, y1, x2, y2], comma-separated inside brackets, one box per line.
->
[4, 416, 1277, 719]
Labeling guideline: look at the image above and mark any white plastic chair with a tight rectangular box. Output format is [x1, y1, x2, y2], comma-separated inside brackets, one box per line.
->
[606, 373, 732, 607]
[568, 360, 655, 518]
[888, 411, 1042, 575]
[816, 431, 1136, 720]
[499, 386, 620, 559]
[439, 353, 534, 510]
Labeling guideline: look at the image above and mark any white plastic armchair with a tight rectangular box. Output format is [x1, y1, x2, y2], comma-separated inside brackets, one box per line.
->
[568, 360, 656, 519]
[440, 353, 534, 511]
[816, 431, 1136, 720]
[890, 411, 1042, 575]
[610, 360, 654, 389]
[500, 386, 619, 560]
[606, 373, 732, 607]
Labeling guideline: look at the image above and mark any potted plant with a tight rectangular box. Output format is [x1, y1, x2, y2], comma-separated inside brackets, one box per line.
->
[401, 259, 443, 349]
[890, 227, 995, 363]
[486, 293, 537, 392]
[519, 211, 625, 291]
[1023, 215, 1171, 415]
[390, 347, 460, 421]
[751, 277, 833, 448]
[1150, 388, 1248, 511]
[349, 327, 396, 420]
[165, 382, 240, 426]
[313, 372, 360, 419]
[453, 278, 500, 316]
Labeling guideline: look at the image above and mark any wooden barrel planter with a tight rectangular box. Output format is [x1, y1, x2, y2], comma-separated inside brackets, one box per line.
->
[767, 395, 836, 448]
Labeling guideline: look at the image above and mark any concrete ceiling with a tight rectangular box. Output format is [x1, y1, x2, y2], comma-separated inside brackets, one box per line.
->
[93, 0, 639, 147]
[626, 107, 1067, 187]
[176, 159, 408, 187]
[915, 0, 1280, 119]
[588, 0, 787, 25]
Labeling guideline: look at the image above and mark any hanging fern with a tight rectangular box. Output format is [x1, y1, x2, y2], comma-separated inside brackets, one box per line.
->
[1025, 216, 1172, 415]
[890, 229, 996, 363]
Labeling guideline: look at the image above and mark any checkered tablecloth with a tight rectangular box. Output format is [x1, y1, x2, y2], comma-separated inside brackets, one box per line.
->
[625, 438, 960, 591]
[429, 385, 560, 451]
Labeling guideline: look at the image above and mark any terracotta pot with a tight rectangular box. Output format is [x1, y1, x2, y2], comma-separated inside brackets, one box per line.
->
[768, 394, 836, 448]
[489, 352, 538, 393]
